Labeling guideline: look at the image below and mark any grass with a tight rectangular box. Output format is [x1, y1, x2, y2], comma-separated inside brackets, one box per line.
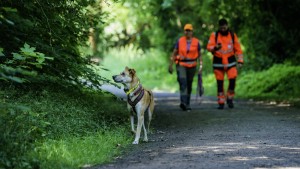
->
[30, 128, 131, 169]
[0, 85, 132, 169]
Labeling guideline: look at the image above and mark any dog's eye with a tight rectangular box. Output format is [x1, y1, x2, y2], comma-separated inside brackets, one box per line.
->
[121, 72, 125, 76]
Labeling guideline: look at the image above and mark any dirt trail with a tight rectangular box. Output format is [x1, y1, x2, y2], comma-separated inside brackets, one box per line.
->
[90, 95, 300, 169]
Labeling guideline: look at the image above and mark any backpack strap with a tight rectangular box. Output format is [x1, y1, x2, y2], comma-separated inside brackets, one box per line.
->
[215, 31, 219, 44]
[230, 30, 235, 44]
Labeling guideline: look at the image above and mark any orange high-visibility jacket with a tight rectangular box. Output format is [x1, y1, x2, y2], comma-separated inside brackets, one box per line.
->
[176, 36, 200, 67]
[207, 31, 243, 69]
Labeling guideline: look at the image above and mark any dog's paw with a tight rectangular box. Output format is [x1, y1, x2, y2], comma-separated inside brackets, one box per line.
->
[132, 140, 139, 144]
[143, 138, 148, 142]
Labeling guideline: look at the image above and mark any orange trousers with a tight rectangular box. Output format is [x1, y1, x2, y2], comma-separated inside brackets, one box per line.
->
[214, 67, 237, 104]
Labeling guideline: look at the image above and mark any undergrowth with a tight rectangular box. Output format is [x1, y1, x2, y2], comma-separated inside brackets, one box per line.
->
[236, 64, 300, 104]
[0, 85, 131, 169]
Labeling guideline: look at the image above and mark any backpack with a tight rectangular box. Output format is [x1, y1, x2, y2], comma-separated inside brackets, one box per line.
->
[215, 30, 235, 44]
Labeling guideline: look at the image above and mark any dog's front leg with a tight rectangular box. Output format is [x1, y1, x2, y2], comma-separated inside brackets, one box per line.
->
[130, 115, 135, 134]
[128, 104, 136, 134]
[132, 106, 146, 144]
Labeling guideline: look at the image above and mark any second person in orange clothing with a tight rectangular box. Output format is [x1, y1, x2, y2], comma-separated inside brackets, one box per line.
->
[206, 18, 244, 109]
[169, 23, 202, 111]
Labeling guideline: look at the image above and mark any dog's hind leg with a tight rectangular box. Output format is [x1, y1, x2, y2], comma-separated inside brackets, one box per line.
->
[142, 118, 148, 142]
[147, 95, 155, 133]
[147, 108, 152, 134]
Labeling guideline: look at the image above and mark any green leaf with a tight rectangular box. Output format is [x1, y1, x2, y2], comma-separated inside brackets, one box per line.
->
[6, 60, 14, 64]
[0, 48, 4, 57]
[21, 43, 36, 56]
[12, 53, 25, 60]
[7, 76, 25, 83]
[2, 7, 18, 12]
[37, 57, 45, 64]
[45, 56, 54, 60]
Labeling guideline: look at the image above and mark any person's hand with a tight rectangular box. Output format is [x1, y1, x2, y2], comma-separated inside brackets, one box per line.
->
[238, 63, 243, 69]
[214, 43, 222, 51]
[168, 64, 173, 74]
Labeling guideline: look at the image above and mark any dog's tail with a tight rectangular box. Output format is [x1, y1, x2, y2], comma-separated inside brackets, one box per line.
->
[148, 90, 155, 114]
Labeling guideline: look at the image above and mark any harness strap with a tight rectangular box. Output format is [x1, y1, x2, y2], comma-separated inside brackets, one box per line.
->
[128, 89, 153, 114]
[128, 89, 145, 111]
[133, 85, 142, 96]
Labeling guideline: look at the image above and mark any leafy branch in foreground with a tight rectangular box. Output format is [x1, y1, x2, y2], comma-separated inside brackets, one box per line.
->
[0, 1, 110, 88]
[0, 44, 53, 83]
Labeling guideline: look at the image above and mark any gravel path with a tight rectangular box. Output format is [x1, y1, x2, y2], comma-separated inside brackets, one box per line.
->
[90, 90, 300, 169]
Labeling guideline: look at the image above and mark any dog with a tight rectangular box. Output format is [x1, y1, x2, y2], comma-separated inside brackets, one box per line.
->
[112, 66, 155, 144]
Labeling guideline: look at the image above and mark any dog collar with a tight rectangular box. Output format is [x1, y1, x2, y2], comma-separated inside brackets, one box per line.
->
[125, 81, 140, 95]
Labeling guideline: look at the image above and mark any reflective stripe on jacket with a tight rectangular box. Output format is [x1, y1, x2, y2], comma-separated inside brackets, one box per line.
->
[176, 36, 199, 67]
[206, 32, 243, 69]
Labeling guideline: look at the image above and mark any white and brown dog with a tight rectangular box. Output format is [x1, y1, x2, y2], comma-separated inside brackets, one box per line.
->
[112, 66, 155, 144]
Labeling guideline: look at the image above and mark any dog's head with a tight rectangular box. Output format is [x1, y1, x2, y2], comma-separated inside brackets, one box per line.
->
[112, 66, 136, 84]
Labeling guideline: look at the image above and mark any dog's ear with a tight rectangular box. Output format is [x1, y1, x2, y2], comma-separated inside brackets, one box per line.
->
[128, 68, 136, 77]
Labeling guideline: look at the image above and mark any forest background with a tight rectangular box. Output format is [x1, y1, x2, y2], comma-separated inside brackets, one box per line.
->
[1, 0, 300, 168]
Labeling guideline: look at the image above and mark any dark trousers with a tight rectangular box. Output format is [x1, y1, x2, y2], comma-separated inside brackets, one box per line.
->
[176, 65, 196, 105]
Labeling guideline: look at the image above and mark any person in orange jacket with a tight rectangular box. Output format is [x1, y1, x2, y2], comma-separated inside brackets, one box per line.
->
[169, 23, 203, 111]
[206, 18, 243, 109]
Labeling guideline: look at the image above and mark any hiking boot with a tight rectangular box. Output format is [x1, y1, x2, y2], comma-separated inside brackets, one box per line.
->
[227, 99, 234, 108]
[180, 103, 187, 111]
[186, 105, 192, 111]
[217, 104, 224, 109]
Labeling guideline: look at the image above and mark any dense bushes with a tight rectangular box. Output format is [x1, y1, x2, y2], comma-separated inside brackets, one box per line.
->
[0, 0, 107, 88]
[0, 85, 129, 168]
[236, 64, 300, 101]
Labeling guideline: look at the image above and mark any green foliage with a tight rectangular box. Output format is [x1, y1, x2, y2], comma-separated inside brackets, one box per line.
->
[234, 1, 300, 70]
[0, 43, 53, 83]
[31, 129, 130, 169]
[101, 0, 166, 51]
[0, 86, 130, 169]
[236, 64, 300, 101]
[105, 0, 300, 70]
[0, 104, 48, 169]
[0, 1, 108, 88]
